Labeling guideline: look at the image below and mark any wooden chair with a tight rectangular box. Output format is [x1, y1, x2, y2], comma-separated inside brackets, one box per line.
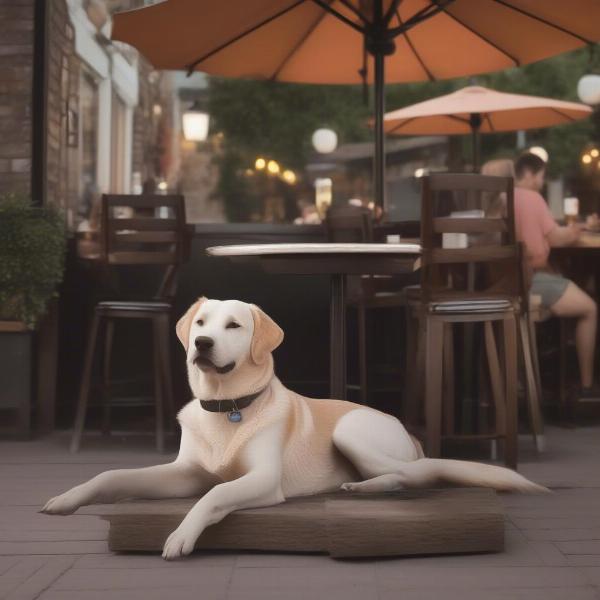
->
[70, 194, 189, 454]
[324, 205, 407, 405]
[405, 173, 523, 469]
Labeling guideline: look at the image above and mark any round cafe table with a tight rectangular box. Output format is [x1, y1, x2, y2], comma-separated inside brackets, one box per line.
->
[206, 243, 421, 400]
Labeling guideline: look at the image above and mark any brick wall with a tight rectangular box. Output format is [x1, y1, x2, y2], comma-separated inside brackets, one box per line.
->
[0, 0, 35, 196]
[45, 0, 78, 212]
[0, 0, 172, 214]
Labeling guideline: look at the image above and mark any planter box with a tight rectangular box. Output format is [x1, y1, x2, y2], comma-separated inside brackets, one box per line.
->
[0, 322, 32, 438]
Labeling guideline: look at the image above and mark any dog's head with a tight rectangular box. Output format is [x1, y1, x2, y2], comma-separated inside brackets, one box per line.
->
[176, 297, 284, 398]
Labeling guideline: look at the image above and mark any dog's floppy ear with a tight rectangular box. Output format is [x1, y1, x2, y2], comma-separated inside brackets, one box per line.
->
[249, 304, 284, 365]
[176, 297, 207, 350]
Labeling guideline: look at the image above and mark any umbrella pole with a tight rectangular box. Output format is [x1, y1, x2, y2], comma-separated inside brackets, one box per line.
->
[374, 50, 385, 210]
[469, 113, 483, 172]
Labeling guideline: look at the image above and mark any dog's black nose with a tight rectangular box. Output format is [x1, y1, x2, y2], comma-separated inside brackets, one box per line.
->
[194, 336, 214, 352]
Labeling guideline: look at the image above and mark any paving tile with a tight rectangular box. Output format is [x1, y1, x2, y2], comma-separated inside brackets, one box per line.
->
[0, 556, 21, 576]
[0, 540, 109, 555]
[4, 556, 76, 600]
[511, 517, 600, 530]
[0, 513, 106, 532]
[373, 565, 588, 588]
[227, 564, 378, 600]
[0, 530, 107, 542]
[74, 551, 236, 568]
[558, 541, 600, 555]
[568, 556, 600, 567]
[49, 566, 233, 591]
[528, 541, 569, 566]
[2, 556, 48, 580]
[39, 589, 225, 600]
[578, 567, 600, 586]
[378, 586, 600, 600]
[524, 529, 600, 542]
[197, 551, 325, 569]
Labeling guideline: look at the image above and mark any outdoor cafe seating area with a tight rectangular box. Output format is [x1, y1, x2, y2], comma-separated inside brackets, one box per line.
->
[50, 171, 598, 470]
[4, 0, 600, 597]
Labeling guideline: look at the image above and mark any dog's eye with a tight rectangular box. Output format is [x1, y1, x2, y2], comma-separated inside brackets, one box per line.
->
[226, 322, 241, 329]
[196, 319, 204, 326]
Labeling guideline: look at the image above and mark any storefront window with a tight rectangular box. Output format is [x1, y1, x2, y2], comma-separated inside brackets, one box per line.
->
[110, 92, 127, 193]
[78, 71, 99, 227]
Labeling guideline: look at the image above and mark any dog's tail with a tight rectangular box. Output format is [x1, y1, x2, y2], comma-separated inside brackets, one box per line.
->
[423, 458, 549, 493]
[342, 458, 549, 494]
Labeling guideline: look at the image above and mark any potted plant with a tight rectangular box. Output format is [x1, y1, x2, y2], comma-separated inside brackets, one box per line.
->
[0, 193, 66, 438]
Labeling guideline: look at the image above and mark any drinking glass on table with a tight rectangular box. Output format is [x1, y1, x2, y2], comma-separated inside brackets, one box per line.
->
[564, 196, 579, 226]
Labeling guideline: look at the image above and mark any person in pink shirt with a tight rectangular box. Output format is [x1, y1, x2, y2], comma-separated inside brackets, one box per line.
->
[514, 153, 598, 398]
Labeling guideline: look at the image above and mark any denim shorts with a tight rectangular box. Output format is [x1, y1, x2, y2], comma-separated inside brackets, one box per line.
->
[531, 271, 570, 308]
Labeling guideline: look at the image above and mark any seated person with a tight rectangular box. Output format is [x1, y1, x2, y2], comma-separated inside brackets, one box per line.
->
[514, 152, 598, 399]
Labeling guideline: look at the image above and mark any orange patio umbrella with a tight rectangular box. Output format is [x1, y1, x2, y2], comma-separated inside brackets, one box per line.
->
[383, 85, 593, 168]
[112, 0, 600, 207]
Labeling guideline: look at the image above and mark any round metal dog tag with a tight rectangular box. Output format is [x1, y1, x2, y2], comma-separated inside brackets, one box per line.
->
[228, 411, 242, 423]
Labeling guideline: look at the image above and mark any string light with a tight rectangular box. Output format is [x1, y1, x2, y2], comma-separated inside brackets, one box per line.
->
[267, 160, 280, 174]
[282, 170, 297, 184]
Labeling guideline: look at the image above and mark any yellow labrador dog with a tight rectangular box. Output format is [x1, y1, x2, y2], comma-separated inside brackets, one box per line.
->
[41, 298, 546, 560]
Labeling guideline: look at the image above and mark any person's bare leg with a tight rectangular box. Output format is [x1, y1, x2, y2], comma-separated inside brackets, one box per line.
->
[550, 281, 597, 388]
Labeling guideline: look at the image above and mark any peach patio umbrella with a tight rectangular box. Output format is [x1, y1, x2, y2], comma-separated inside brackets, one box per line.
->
[112, 0, 600, 207]
[383, 85, 593, 167]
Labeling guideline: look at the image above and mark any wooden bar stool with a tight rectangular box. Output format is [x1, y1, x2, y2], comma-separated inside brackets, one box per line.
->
[519, 290, 545, 451]
[405, 173, 523, 469]
[70, 194, 188, 454]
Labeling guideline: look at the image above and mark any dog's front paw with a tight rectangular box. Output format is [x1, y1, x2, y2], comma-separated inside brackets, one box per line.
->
[162, 525, 201, 560]
[40, 485, 88, 515]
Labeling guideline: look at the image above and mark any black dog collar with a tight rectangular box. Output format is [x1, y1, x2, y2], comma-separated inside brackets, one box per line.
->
[199, 388, 266, 422]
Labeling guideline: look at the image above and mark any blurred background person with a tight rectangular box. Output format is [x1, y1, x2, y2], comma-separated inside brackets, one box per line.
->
[514, 152, 598, 399]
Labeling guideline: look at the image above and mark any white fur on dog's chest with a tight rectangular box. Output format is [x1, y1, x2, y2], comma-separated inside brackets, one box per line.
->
[176, 399, 271, 477]
[176, 379, 362, 496]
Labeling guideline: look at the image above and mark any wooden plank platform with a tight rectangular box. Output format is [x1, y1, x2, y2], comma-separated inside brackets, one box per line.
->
[79, 488, 504, 558]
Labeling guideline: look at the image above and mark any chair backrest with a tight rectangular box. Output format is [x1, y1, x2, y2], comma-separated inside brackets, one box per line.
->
[420, 173, 524, 304]
[324, 205, 374, 242]
[100, 194, 188, 300]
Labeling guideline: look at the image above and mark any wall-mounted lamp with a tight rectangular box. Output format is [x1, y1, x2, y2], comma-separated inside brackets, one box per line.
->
[182, 101, 210, 142]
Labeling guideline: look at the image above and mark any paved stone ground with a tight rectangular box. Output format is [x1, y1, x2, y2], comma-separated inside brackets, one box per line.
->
[1, 426, 600, 600]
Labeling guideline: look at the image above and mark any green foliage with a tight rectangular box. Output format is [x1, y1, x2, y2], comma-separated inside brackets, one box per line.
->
[208, 78, 371, 169]
[0, 194, 67, 328]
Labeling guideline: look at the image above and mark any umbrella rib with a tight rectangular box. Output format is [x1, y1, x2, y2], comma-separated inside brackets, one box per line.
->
[491, 0, 593, 44]
[310, 0, 366, 33]
[447, 114, 472, 125]
[549, 107, 578, 123]
[395, 9, 435, 81]
[436, 5, 520, 66]
[386, 116, 418, 135]
[386, 113, 469, 135]
[484, 113, 495, 132]
[185, 0, 306, 74]
[383, 0, 402, 26]
[338, 0, 370, 25]
[271, 9, 330, 79]
[388, 0, 455, 37]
